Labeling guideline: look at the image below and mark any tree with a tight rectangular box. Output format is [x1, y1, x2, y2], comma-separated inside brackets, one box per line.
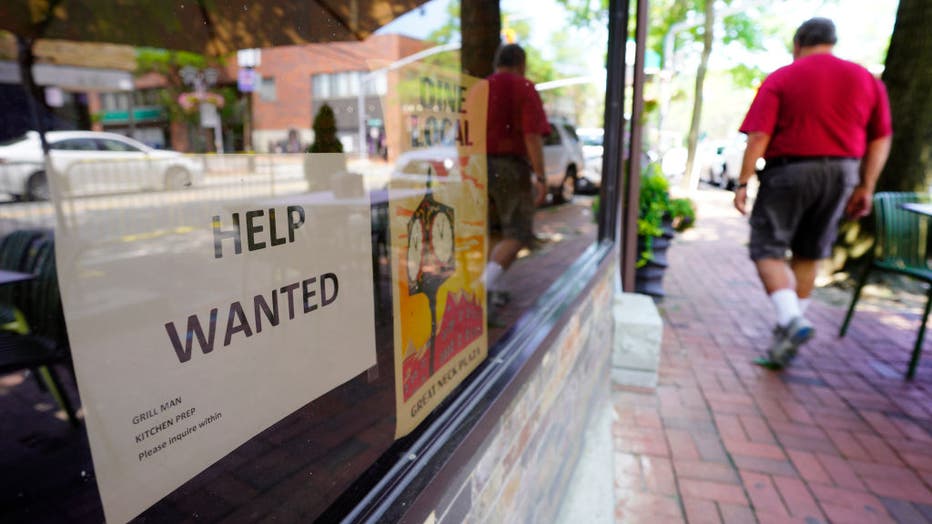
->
[830, 0, 931, 272]
[308, 104, 343, 153]
[431, 1, 555, 84]
[682, 0, 715, 189]
[461, 0, 501, 78]
[557, 0, 766, 162]
[877, 0, 932, 193]
[134, 48, 210, 151]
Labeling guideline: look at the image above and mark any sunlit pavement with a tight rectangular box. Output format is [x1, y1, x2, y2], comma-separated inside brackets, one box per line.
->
[613, 187, 932, 523]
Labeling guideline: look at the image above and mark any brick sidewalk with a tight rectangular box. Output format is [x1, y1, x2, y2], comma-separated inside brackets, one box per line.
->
[613, 189, 932, 523]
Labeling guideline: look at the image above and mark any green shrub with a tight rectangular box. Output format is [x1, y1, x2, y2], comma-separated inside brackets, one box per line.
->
[308, 104, 343, 153]
[637, 163, 696, 266]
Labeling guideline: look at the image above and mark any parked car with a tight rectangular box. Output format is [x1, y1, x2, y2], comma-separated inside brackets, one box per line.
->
[542, 120, 586, 203]
[0, 130, 204, 200]
[661, 146, 688, 183]
[719, 136, 747, 189]
[392, 120, 587, 205]
[698, 140, 728, 187]
[699, 136, 746, 190]
[575, 127, 603, 193]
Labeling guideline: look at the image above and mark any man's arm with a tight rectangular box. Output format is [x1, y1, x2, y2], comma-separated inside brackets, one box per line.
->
[524, 132, 546, 206]
[845, 135, 892, 219]
[733, 131, 770, 215]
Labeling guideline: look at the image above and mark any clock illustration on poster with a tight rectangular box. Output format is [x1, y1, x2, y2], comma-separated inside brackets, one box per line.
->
[406, 167, 455, 374]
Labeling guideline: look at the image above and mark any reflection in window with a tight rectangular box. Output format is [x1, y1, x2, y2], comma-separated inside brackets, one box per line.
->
[94, 139, 139, 152]
[0, 4, 607, 522]
[312, 71, 388, 100]
[50, 138, 97, 151]
[259, 76, 277, 101]
[544, 126, 562, 146]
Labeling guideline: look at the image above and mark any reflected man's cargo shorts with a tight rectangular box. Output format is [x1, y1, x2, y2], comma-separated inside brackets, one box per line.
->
[488, 155, 534, 244]
[749, 158, 860, 260]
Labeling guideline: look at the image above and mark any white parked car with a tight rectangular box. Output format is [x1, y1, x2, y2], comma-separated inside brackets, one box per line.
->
[0, 130, 204, 200]
[391, 120, 586, 205]
[542, 120, 586, 203]
[575, 127, 604, 193]
[699, 135, 747, 190]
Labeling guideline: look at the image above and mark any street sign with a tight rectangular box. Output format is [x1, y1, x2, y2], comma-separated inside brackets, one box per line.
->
[237, 68, 257, 93]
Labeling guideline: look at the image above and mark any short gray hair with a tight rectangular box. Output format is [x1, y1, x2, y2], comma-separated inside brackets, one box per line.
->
[794, 17, 837, 47]
[494, 43, 526, 69]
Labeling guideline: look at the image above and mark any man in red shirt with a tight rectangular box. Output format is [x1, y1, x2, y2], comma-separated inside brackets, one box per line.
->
[734, 17, 892, 367]
[481, 44, 550, 317]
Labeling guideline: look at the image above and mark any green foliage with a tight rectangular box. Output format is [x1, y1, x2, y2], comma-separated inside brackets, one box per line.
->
[638, 163, 672, 238]
[425, 0, 558, 84]
[728, 63, 766, 89]
[135, 48, 208, 74]
[554, 0, 608, 27]
[308, 104, 343, 154]
[134, 48, 220, 150]
[556, 0, 766, 71]
[720, 13, 764, 49]
[637, 162, 696, 266]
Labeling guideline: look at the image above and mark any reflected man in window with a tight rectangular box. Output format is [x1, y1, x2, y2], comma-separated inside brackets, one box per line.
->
[481, 43, 551, 322]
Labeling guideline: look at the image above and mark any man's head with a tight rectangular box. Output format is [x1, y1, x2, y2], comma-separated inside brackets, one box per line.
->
[793, 17, 837, 58]
[494, 43, 527, 75]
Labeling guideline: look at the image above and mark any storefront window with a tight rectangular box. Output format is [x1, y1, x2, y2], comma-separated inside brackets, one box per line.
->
[0, 1, 610, 521]
[258, 76, 277, 102]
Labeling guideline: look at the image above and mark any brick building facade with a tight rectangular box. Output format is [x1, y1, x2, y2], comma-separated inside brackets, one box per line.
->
[251, 33, 428, 155]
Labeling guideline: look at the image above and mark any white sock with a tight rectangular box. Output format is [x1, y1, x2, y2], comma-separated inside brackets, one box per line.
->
[799, 298, 812, 314]
[482, 262, 504, 291]
[770, 289, 801, 327]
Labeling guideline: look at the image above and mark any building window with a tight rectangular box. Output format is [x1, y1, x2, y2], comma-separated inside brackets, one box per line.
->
[312, 71, 386, 100]
[101, 92, 132, 112]
[312, 74, 331, 99]
[259, 76, 277, 101]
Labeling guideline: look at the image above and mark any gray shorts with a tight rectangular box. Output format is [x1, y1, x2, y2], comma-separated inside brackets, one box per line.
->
[749, 158, 860, 261]
[488, 155, 534, 244]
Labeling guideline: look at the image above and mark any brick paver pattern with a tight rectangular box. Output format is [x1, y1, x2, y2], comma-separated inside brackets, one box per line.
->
[613, 189, 932, 524]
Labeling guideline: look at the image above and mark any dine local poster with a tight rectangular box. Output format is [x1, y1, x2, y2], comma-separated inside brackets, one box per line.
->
[387, 65, 489, 437]
[53, 186, 376, 522]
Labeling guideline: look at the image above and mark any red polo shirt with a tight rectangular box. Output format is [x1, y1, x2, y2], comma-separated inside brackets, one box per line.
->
[486, 71, 550, 157]
[740, 53, 892, 159]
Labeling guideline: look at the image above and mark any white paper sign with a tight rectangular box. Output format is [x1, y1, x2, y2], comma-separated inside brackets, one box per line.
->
[53, 172, 376, 523]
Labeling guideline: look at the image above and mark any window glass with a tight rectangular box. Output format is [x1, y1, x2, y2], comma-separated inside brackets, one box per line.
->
[0, 1, 606, 522]
[371, 70, 388, 95]
[95, 138, 139, 152]
[543, 124, 563, 145]
[0, 134, 29, 146]
[259, 76, 277, 101]
[563, 124, 579, 142]
[312, 73, 330, 98]
[50, 138, 98, 150]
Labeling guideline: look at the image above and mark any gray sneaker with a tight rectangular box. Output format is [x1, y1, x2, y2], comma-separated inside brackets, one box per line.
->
[767, 316, 814, 367]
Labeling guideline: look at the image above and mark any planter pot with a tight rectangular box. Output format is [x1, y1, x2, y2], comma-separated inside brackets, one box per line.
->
[635, 218, 675, 297]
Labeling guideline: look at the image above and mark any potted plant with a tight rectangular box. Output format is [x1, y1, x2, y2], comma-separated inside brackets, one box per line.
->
[635, 163, 696, 297]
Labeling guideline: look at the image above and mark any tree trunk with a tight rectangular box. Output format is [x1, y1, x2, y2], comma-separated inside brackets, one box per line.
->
[877, 0, 932, 193]
[15, 36, 51, 154]
[460, 0, 501, 78]
[831, 0, 931, 274]
[681, 0, 714, 191]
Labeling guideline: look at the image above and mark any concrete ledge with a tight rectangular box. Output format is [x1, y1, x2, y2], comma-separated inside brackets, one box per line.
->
[612, 292, 663, 389]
